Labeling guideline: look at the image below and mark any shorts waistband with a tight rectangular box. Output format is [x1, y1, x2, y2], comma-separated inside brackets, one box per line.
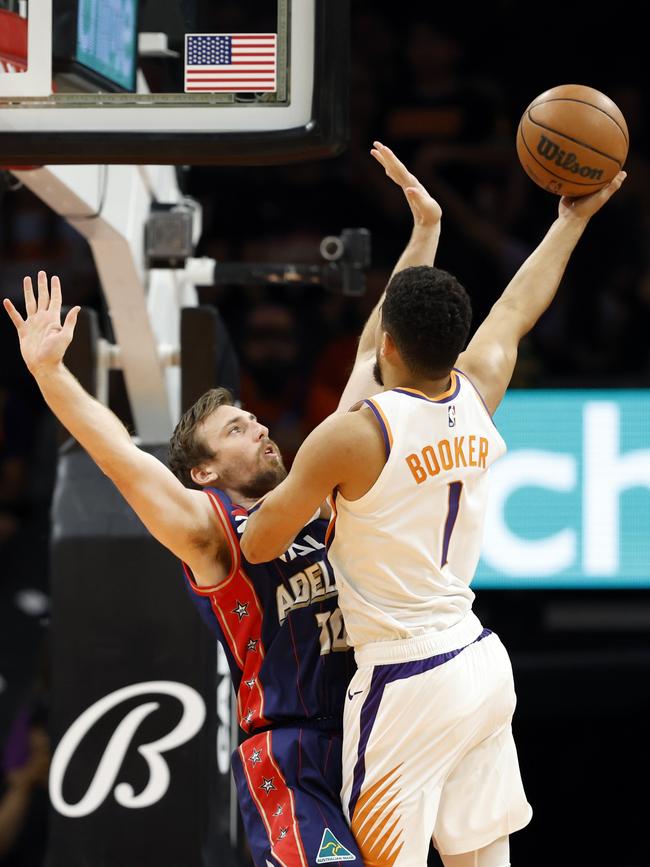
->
[248, 716, 342, 737]
[354, 610, 484, 666]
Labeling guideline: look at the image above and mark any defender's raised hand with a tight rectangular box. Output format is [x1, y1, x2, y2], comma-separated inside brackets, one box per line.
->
[371, 140, 442, 227]
[3, 271, 80, 375]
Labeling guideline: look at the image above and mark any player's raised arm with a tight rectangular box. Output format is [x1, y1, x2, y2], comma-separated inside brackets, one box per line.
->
[457, 171, 627, 415]
[3, 271, 220, 570]
[336, 142, 442, 413]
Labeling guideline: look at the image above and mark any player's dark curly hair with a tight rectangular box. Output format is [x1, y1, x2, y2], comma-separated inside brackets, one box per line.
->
[168, 387, 234, 488]
[381, 266, 472, 376]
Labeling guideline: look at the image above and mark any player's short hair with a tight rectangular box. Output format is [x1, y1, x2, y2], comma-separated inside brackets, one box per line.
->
[382, 266, 472, 376]
[168, 387, 235, 488]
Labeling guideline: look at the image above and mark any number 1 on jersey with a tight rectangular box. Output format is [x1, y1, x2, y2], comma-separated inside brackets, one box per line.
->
[441, 481, 463, 567]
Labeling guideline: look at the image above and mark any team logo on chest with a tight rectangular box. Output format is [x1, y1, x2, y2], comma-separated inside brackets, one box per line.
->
[276, 560, 337, 624]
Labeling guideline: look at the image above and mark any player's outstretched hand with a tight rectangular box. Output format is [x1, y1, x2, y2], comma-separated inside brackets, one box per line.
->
[3, 271, 80, 375]
[371, 140, 442, 228]
[558, 170, 627, 222]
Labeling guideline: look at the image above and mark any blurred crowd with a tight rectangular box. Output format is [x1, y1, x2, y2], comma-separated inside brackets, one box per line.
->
[0, 1, 648, 863]
[187, 4, 650, 463]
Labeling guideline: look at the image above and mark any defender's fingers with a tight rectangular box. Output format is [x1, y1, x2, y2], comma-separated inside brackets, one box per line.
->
[50, 275, 62, 314]
[23, 276, 37, 316]
[3, 297, 26, 332]
[62, 305, 81, 339]
[37, 270, 49, 311]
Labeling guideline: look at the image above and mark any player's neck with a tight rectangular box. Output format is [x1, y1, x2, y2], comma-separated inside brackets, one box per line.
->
[383, 369, 452, 397]
[221, 483, 263, 511]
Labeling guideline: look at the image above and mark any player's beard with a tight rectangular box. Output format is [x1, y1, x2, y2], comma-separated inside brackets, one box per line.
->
[237, 452, 288, 500]
[373, 356, 384, 386]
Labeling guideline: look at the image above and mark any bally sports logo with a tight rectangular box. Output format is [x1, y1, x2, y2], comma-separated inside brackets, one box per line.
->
[49, 681, 206, 818]
[536, 134, 604, 180]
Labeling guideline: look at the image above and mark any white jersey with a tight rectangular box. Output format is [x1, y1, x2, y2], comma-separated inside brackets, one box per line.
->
[327, 368, 506, 649]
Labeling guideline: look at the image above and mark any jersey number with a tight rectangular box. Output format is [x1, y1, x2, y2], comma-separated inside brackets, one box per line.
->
[441, 481, 463, 567]
[315, 608, 348, 655]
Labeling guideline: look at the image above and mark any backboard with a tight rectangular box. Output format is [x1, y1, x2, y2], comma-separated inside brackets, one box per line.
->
[0, 0, 349, 165]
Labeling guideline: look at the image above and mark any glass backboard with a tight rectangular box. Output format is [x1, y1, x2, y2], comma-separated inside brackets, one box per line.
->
[0, 0, 349, 164]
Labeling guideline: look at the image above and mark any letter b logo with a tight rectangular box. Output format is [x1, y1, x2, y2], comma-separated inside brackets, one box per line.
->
[49, 681, 206, 818]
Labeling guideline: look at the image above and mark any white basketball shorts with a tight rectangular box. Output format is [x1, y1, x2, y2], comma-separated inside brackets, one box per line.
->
[341, 626, 532, 865]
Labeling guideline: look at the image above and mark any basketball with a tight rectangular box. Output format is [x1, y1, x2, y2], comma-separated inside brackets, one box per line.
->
[516, 84, 629, 197]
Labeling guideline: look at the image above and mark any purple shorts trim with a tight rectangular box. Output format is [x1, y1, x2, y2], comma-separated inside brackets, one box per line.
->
[348, 628, 491, 818]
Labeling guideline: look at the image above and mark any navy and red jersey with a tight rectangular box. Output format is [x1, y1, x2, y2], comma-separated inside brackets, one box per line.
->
[182, 488, 355, 735]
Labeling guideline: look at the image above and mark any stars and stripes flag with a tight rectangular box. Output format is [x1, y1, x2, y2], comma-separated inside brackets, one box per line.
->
[184, 33, 277, 93]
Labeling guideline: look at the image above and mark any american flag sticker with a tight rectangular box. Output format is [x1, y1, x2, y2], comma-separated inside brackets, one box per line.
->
[184, 33, 277, 93]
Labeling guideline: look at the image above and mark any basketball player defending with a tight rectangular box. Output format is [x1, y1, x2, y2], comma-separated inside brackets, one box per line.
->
[241, 148, 627, 866]
[3, 146, 441, 867]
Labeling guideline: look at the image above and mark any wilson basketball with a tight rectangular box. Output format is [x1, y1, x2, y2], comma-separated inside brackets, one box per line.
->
[516, 84, 628, 197]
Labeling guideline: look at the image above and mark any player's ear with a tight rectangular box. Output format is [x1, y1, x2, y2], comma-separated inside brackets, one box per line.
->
[190, 464, 218, 486]
[381, 330, 397, 359]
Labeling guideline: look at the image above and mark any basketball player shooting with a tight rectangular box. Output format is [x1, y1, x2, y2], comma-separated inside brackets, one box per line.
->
[2, 146, 442, 867]
[241, 146, 626, 866]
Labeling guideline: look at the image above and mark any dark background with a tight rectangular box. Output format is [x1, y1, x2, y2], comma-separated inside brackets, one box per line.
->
[1, 1, 648, 864]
